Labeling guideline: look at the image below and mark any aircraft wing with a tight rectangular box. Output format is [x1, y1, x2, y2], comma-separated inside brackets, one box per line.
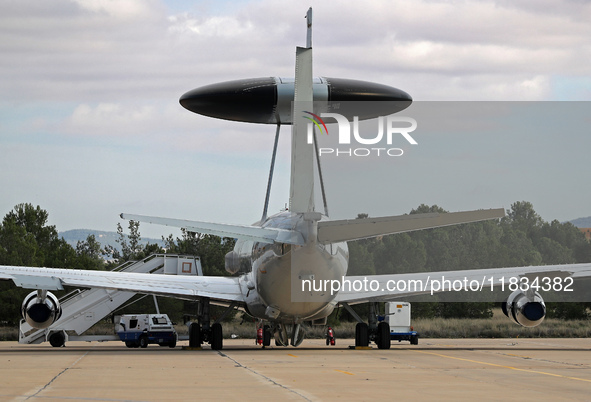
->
[334, 262, 591, 304]
[0, 265, 244, 303]
[121, 213, 305, 245]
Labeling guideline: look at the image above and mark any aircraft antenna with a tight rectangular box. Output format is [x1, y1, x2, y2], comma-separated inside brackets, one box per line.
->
[306, 7, 312, 48]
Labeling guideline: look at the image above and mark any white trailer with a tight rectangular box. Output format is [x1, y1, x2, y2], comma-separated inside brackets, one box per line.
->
[384, 302, 418, 345]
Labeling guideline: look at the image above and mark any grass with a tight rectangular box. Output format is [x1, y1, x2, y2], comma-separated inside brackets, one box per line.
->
[2, 310, 590, 342]
[413, 309, 591, 338]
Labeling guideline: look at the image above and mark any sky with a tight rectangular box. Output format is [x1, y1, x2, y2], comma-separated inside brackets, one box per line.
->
[1, 0, 590, 240]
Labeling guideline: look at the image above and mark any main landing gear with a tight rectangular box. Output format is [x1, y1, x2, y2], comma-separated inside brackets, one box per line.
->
[343, 302, 391, 349]
[188, 298, 236, 350]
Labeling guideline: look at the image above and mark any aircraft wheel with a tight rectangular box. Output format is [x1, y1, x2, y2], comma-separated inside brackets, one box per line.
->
[49, 331, 66, 348]
[262, 325, 271, 347]
[376, 322, 391, 349]
[355, 323, 369, 347]
[139, 335, 149, 348]
[189, 323, 201, 347]
[211, 323, 223, 350]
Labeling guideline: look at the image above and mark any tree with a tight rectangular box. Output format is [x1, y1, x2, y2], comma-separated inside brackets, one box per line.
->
[505, 201, 543, 238]
[372, 233, 426, 274]
[0, 203, 77, 269]
[75, 235, 107, 270]
[0, 218, 40, 266]
[410, 204, 447, 215]
[164, 229, 234, 276]
[115, 220, 145, 262]
[0, 204, 81, 323]
[348, 241, 376, 275]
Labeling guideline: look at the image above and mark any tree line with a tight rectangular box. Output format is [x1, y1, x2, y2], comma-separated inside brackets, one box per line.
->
[1, 201, 590, 325]
[0, 203, 234, 324]
[346, 201, 591, 320]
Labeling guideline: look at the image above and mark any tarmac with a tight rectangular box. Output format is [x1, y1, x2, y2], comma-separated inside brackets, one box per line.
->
[1, 338, 590, 401]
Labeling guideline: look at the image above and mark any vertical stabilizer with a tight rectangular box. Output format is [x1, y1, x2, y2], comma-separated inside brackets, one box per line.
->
[289, 12, 315, 214]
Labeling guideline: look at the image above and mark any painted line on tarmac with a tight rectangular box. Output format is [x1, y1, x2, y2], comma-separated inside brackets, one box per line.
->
[410, 350, 591, 383]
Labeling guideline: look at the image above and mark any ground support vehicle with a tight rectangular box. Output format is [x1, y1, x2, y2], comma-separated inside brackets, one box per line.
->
[385, 302, 419, 345]
[116, 314, 177, 348]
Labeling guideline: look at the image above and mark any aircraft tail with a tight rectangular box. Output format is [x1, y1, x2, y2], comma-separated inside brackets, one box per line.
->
[288, 10, 315, 214]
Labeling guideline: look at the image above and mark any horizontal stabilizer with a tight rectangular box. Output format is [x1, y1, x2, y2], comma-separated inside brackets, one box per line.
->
[121, 213, 305, 245]
[317, 208, 505, 243]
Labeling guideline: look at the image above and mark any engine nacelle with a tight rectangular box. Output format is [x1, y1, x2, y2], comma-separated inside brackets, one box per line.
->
[502, 290, 546, 327]
[21, 291, 62, 329]
[225, 250, 240, 275]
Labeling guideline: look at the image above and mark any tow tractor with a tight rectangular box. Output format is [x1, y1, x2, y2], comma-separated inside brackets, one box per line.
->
[384, 302, 419, 345]
[116, 314, 177, 348]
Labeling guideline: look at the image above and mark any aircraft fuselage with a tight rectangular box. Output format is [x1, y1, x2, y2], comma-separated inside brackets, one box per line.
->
[228, 211, 348, 323]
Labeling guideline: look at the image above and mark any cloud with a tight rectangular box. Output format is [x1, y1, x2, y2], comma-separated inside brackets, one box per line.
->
[71, 0, 163, 20]
[2, 0, 589, 155]
[2, 0, 589, 106]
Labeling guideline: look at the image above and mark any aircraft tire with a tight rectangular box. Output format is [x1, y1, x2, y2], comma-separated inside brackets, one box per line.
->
[189, 323, 201, 347]
[376, 322, 391, 349]
[355, 323, 369, 347]
[262, 325, 271, 347]
[211, 323, 223, 350]
[49, 331, 66, 348]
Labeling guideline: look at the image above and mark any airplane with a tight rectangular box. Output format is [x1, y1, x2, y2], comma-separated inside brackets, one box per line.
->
[2, 8, 591, 350]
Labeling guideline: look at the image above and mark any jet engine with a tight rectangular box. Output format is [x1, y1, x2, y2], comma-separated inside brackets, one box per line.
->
[502, 289, 546, 327]
[21, 291, 62, 329]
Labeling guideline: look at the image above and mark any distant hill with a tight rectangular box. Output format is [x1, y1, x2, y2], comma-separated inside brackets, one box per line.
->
[569, 217, 591, 228]
[59, 229, 165, 252]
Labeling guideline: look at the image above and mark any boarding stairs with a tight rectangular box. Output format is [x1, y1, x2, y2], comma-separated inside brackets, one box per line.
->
[19, 254, 202, 345]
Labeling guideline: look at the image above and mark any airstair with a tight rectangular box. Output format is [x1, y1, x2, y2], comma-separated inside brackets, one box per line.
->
[19, 254, 202, 345]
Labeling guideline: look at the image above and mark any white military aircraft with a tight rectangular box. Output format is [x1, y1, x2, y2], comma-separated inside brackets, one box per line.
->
[2, 9, 591, 350]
